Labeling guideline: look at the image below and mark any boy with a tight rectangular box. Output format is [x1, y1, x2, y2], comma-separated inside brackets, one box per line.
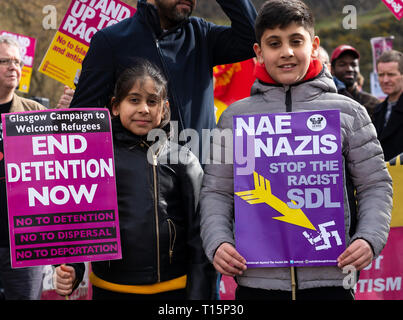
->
[199, 0, 392, 300]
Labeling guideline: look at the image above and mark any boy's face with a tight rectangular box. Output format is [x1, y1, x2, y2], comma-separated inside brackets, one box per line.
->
[253, 22, 319, 85]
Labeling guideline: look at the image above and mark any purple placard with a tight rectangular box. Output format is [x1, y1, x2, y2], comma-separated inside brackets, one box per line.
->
[233, 110, 345, 268]
[2, 109, 121, 268]
[59, 0, 136, 46]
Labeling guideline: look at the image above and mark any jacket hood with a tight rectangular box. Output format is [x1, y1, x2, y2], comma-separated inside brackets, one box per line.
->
[251, 59, 337, 99]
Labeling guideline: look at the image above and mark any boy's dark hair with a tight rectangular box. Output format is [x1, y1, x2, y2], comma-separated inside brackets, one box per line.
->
[376, 50, 403, 75]
[112, 58, 170, 128]
[255, 0, 315, 44]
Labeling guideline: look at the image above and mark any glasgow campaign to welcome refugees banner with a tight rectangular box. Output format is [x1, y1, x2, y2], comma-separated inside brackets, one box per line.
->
[0, 30, 36, 94]
[1, 109, 121, 268]
[38, 0, 136, 88]
[233, 110, 345, 268]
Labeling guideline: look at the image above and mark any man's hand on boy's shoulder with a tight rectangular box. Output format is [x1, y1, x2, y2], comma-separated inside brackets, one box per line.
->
[337, 239, 374, 271]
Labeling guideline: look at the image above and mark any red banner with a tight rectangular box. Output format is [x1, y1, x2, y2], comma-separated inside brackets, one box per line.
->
[381, 0, 403, 20]
[214, 59, 256, 122]
[355, 227, 403, 299]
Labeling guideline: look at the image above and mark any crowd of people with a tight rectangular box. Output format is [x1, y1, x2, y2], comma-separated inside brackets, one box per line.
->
[0, 0, 402, 301]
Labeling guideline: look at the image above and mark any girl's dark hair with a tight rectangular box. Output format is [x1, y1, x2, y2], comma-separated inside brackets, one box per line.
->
[112, 58, 170, 128]
[255, 0, 315, 44]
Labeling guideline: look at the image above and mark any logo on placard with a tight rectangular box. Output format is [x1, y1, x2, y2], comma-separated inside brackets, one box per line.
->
[307, 114, 327, 132]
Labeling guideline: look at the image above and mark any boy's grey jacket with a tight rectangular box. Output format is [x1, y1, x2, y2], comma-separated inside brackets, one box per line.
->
[200, 67, 393, 291]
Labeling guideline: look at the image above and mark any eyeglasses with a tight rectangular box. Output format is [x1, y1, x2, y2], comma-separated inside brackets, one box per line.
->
[0, 58, 24, 68]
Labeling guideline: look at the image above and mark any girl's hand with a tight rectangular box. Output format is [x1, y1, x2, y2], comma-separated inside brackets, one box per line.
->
[53, 264, 76, 296]
[213, 242, 247, 277]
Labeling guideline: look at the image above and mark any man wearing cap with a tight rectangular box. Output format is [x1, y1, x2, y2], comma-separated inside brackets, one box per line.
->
[372, 50, 403, 161]
[331, 44, 380, 118]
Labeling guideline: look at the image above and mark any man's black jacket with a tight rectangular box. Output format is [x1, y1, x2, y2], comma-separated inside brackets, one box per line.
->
[71, 0, 257, 142]
[372, 93, 403, 161]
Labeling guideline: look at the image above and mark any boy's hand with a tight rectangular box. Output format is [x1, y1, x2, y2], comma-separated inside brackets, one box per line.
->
[53, 264, 76, 296]
[337, 239, 374, 271]
[213, 242, 247, 277]
[56, 86, 74, 109]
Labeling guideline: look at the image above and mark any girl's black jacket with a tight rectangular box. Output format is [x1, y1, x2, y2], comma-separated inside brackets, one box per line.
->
[71, 118, 216, 299]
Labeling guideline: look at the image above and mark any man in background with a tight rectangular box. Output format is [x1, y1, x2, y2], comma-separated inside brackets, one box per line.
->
[331, 44, 380, 118]
[372, 50, 403, 161]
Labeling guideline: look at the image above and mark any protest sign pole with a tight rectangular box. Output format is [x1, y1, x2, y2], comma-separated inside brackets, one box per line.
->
[291, 267, 296, 300]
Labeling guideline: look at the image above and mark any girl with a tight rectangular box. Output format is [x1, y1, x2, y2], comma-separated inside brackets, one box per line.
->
[53, 59, 214, 300]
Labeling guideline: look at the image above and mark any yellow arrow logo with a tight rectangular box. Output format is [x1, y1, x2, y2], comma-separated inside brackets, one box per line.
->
[235, 171, 316, 231]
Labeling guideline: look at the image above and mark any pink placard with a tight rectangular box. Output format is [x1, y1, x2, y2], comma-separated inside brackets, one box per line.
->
[0, 30, 36, 68]
[2, 109, 121, 268]
[220, 275, 237, 300]
[59, 0, 136, 45]
[356, 227, 403, 300]
[382, 0, 403, 20]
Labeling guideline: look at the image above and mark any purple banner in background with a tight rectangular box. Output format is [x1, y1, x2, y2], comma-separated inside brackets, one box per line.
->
[2, 109, 121, 268]
[233, 110, 345, 268]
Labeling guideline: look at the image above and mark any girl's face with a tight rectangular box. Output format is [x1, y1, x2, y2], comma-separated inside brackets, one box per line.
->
[112, 76, 167, 136]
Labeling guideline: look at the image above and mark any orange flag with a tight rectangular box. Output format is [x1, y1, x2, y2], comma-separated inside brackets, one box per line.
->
[213, 58, 256, 122]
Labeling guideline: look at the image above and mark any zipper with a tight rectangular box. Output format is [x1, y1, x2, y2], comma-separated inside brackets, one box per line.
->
[167, 219, 177, 264]
[285, 86, 292, 112]
[152, 152, 161, 282]
[133, 140, 163, 282]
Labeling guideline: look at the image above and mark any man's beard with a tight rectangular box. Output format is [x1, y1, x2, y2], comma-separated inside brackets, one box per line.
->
[155, 0, 194, 25]
[343, 76, 356, 88]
